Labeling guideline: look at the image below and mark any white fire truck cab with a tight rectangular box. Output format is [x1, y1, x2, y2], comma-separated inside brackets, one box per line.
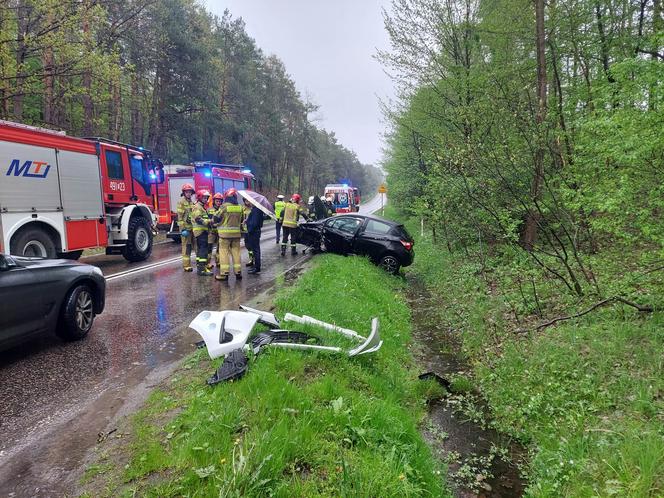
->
[0, 120, 164, 261]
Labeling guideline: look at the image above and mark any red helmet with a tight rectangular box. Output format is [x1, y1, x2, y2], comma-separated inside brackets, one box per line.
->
[212, 192, 223, 201]
[292, 194, 301, 203]
[225, 188, 237, 198]
[181, 183, 194, 193]
[197, 189, 211, 199]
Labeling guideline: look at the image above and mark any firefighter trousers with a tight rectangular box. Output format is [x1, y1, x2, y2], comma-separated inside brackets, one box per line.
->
[195, 233, 209, 272]
[218, 238, 242, 276]
[207, 232, 219, 268]
[281, 226, 298, 254]
[181, 230, 194, 268]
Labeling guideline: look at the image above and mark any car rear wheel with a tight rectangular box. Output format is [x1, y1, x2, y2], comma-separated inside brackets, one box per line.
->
[379, 254, 401, 275]
[57, 284, 95, 341]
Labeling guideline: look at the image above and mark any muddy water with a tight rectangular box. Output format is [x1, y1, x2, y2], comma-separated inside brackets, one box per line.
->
[407, 279, 527, 498]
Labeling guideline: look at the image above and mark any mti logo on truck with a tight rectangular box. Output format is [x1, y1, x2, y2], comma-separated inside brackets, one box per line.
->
[6, 159, 51, 178]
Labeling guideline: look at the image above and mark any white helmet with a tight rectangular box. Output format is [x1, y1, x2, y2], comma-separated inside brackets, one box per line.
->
[277, 194, 284, 199]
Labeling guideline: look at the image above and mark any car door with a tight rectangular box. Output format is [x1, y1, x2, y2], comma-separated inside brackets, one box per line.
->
[354, 218, 394, 262]
[0, 256, 43, 347]
[322, 216, 362, 254]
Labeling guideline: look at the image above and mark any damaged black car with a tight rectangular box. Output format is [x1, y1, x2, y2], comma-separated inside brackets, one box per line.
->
[298, 214, 414, 274]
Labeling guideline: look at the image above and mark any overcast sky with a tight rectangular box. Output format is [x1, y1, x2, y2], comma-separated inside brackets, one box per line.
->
[204, 0, 394, 166]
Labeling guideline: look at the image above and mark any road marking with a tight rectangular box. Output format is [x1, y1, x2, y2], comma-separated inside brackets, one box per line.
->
[105, 257, 181, 281]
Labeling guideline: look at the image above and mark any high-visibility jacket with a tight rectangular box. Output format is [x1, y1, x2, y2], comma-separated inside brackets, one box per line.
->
[177, 198, 194, 230]
[207, 205, 223, 229]
[280, 202, 307, 228]
[217, 203, 244, 239]
[274, 200, 286, 220]
[242, 205, 251, 233]
[192, 201, 211, 236]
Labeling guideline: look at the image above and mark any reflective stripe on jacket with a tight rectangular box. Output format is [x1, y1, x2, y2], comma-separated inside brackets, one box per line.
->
[274, 200, 286, 219]
[192, 202, 211, 235]
[281, 202, 304, 228]
[177, 198, 193, 229]
[217, 204, 244, 239]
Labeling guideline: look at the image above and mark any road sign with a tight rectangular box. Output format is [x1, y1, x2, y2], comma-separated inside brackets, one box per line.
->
[378, 184, 387, 194]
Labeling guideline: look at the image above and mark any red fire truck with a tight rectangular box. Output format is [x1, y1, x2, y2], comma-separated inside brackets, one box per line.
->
[0, 120, 164, 261]
[154, 162, 256, 241]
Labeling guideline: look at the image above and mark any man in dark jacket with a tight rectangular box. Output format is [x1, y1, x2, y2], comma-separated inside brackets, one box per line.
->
[246, 204, 264, 274]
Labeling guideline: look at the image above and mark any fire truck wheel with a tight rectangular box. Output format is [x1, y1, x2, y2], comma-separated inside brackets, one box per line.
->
[57, 284, 95, 341]
[122, 216, 153, 262]
[11, 227, 57, 259]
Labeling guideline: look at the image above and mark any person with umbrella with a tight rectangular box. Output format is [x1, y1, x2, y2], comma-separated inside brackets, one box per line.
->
[245, 200, 264, 274]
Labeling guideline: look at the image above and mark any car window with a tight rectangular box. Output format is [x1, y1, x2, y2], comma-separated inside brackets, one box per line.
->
[329, 217, 362, 234]
[390, 225, 412, 239]
[364, 219, 392, 235]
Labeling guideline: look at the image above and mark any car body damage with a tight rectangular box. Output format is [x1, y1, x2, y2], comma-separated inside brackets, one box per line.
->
[188, 305, 383, 384]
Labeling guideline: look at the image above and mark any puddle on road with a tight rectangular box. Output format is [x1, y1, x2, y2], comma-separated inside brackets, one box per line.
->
[407, 278, 527, 498]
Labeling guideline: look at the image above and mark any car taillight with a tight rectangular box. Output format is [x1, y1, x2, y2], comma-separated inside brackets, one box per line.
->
[400, 240, 413, 250]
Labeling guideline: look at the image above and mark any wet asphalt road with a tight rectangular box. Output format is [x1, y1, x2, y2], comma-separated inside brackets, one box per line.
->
[0, 196, 384, 496]
[0, 226, 310, 496]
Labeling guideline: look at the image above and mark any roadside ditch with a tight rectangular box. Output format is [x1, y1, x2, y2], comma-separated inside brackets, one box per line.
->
[407, 277, 527, 498]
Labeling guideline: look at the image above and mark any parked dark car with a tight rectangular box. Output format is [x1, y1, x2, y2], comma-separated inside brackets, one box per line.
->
[0, 253, 105, 351]
[298, 214, 414, 274]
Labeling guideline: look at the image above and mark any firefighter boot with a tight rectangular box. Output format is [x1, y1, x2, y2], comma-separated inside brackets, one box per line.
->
[235, 272, 243, 280]
[197, 261, 213, 276]
[291, 246, 297, 256]
[215, 273, 228, 282]
[280, 245, 286, 257]
[184, 266, 193, 272]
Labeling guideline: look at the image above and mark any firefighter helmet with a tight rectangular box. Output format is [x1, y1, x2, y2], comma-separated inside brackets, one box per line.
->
[292, 194, 301, 203]
[213, 192, 223, 201]
[181, 183, 194, 193]
[225, 188, 237, 198]
[197, 189, 211, 199]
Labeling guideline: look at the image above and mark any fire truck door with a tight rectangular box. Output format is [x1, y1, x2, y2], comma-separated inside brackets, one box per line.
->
[101, 145, 131, 205]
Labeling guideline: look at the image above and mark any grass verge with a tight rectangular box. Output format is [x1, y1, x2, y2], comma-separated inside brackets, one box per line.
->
[83, 254, 449, 497]
[392, 206, 664, 497]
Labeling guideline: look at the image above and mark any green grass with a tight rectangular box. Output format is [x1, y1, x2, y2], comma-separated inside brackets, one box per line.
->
[85, 254, 449, 497]
[393, 206, 664, 497]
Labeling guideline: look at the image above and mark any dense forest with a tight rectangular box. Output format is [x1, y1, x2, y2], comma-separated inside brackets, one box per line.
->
[0, 0, 381, 196]
[381, 0, 663, 494]
[382, 0, 663, 298]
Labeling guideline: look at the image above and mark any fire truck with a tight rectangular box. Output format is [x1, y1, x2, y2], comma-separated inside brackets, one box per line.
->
[324, 184, 360, 213]
[154, 162, 256, 241]
[0, 120, 164, 261]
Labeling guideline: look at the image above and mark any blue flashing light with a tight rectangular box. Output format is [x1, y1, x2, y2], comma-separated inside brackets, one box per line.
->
[204, 171, 211, 177]
[342, 183, 349, 187]
[150, 173, 157, 180]
[138, 146, 144, 151]
[242, 168, 252, 174]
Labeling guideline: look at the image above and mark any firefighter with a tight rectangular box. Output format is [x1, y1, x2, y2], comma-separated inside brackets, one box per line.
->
[242, 198, 254, 267]
[279, 193, 308, 256]
[215, 188, 244, 282]
[274, 194, 286, 244]
[192, 189, 213, 276]
[177, 183, 195, 272]
[206, 192, 224, 270]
